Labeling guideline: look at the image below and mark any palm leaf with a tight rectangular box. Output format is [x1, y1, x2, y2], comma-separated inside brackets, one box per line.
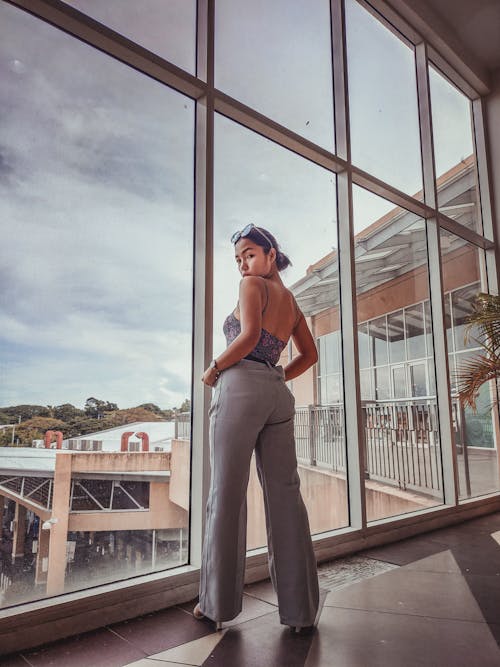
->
[464, 292, 500, 352]
[457, 292, 500, 409]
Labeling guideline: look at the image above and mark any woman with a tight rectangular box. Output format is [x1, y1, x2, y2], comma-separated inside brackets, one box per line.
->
[194, 224, 319, 632]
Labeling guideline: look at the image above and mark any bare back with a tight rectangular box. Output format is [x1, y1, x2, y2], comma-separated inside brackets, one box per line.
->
[235, 278, 301, 344]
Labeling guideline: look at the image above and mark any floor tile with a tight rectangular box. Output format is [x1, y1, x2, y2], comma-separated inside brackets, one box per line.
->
[243, 579, 278, 606]
[22, 628, 145, 667]
[150, 629, 227, 665]
[324, 567, 484, 622]
[464, 573, 500, 624]
[110, 607, 214, 655]
[201, 611, 314, 667]
[434, 539, 500, 576]
[305, 606, 500, 667]
[363, 535, 448, 566]
[403, 548, 462, 574]
[123, 661, 190, 667]
[490, 623, 500, 646]
[0, 654, 30, 667]
[179, 593, 277, 629]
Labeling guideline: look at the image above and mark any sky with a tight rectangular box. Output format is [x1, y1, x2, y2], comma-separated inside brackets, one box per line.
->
[0, 0, 476, 411]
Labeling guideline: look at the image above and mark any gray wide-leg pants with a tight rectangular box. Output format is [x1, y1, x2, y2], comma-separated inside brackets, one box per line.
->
[199, 359, 319, 626]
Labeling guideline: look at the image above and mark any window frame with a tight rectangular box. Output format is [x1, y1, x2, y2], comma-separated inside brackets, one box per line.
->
[1, 0, 499, 654]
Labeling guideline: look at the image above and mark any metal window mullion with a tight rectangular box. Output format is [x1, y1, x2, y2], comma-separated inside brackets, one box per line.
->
[472, 98, 500, 294]
[189, 0, 214, 570]
[415, 42, 458, 507]
[331, 0, 366, 530]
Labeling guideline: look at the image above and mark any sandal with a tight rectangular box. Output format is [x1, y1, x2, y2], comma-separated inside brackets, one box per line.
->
[193, 603, 222, 631]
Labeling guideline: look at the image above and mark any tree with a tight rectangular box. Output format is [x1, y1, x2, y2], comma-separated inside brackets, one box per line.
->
[0, 405, 50, 422]
[53, 403, 85, 422]
[137, 403, 164, 415]
[84, 397, 119, 419]
[457, 292, 500, 409]
[179, 399, 191, 414]
[14, 417, 66, 447]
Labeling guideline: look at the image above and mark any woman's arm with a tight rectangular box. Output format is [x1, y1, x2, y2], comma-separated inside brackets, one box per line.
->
[202, 276, 265, 386]
[283, 313, 318, 382]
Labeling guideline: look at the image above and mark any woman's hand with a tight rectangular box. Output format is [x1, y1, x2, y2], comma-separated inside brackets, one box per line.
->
[283, 313, 318, 381]
[202, 365, 220, 387]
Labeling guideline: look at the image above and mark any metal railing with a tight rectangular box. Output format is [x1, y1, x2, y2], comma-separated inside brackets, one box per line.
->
[295, 399, 444, 495]
[174, 412, 191, 440]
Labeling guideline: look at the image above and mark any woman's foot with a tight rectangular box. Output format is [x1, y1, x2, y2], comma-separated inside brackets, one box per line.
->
[193, 603, 222, 631]
[193, 603, 204, 620]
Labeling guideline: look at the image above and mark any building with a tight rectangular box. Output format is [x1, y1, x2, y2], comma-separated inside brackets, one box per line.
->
[1, 0, 500, 662]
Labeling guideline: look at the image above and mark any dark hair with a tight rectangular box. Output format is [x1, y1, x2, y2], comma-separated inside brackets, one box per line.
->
[245, 227, 292, 272]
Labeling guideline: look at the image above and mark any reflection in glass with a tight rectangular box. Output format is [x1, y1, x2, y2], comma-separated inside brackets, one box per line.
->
[346, 0, 422, 194]
[358, 323, 371, 369]
[214, 114, 347, 543]
[63, 0, 197, 73]
[429, 66, 483, 235]
[388, 312, 406, 363]
[371, 316, 389, 366]
[353, 185, 443, 521]
[440, 230, 500, 499]
[215, 0, 334, 149]
[0, 4, 193, 608]
[406, 304, 426, 360]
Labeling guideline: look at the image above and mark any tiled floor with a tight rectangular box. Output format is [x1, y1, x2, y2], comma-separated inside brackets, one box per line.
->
[2, 512, 500, 667]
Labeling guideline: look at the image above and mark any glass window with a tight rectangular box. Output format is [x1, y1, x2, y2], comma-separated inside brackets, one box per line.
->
[451, 284, 482, 352]
[0, 3, 193, 607]
[410, 362, 427, 397]
[406, 303, 426, 359]
[215, 0, 335, 149]
[63, 0, 197, 73]
[214, 114, 347, 541]
[440, 230, 499, 500]
[358, 323, 371, 368]
[375, 367, 390, 400]
[371, 316, 389, 366]
[353, 185, 443, 521]
[360, 369, 373, 400]
[346, 0, 422, 195]
[388, 311, 406, 363]
[429, 66, 483, 235]
[392, 365, 407, 398]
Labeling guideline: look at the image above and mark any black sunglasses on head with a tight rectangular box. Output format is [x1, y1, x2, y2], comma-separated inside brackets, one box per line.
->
[231, 223, 273, 248]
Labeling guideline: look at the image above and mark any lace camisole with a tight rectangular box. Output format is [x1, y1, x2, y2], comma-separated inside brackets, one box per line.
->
[223, 312, 286, 366]
[223, 281, 300, 367]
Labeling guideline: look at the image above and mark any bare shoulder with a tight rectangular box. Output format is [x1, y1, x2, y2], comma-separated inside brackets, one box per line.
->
[239, 275, 266, 294]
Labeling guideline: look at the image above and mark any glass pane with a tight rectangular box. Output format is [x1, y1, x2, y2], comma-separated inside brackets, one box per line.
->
[358, 323, 371, 368]
[0, 4, 193, 608]
[360, 369, 373, 400]
[392, 366, 407, 398]
[353, 185, 443, 522]
[215, 0, 335, 149]
[452, 284, 482, 351]
[429, 66, 483, 235]
[410, 363, 427, 397]
[440, 230, 500, 500]
[406, 303, 426, 359]
[63, 0, 197, 73]
[214, 114, 347, 545]
[388, 311, 406, 363]
[346, 0, 422, 194]
[371, 316, 389, 366]
[375, 367, 390, 400]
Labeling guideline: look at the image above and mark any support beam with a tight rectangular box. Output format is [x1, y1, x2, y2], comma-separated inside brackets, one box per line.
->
[11, 504, 27, 560]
